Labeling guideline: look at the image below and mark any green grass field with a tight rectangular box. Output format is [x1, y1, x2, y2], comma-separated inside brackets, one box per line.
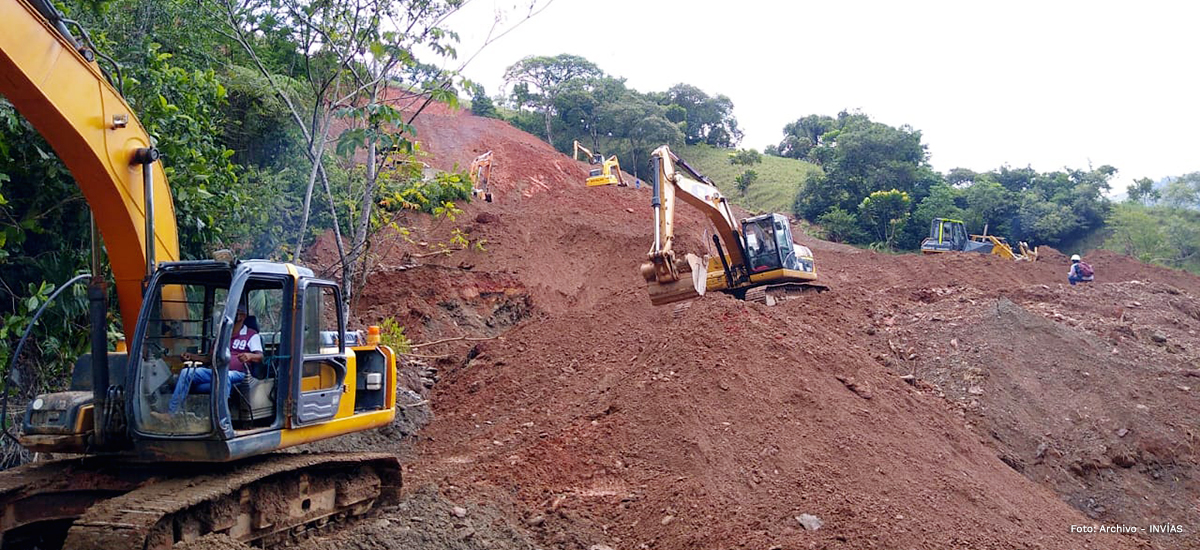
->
[678, 144, 823, 216]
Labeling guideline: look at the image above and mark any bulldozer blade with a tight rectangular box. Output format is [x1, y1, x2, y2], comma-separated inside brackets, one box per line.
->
[647, 253, 707, 306]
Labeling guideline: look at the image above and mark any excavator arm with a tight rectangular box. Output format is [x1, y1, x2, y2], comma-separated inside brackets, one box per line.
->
[641, 145, 745, 304]
[573, 139, 625, 187]
[0, 0, 180, 333]
[573, 139, 599, 164]
[469, 150, 493, 202]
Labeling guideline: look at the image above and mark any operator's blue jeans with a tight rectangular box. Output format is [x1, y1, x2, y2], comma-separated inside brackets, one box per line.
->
[1068, 275, 1091, 286]
[168, 367, 246, 413]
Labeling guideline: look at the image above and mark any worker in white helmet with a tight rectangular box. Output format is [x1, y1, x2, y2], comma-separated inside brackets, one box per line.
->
[1068, 254, 1094, 286]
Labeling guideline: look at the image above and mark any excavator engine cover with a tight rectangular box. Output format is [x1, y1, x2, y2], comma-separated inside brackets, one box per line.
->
[646, 253, 707, 306]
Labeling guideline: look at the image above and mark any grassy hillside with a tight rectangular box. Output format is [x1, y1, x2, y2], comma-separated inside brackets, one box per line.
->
[678, 144, 823, 216]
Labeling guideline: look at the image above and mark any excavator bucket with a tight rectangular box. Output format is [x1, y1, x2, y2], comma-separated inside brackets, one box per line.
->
[1017, 242, 1039, 262]
[647, 254, 707, 306]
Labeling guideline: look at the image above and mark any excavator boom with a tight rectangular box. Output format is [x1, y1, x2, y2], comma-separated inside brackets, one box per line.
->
[0, 0, 178, 334]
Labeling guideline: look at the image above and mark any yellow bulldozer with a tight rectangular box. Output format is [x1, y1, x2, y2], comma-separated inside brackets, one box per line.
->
[920, 218, 1038, 261]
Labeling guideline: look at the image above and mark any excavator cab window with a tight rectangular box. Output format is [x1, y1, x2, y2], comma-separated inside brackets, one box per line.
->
[744, 216, 786, 273]
[135, 274, 231, 436]
[774, 217, 803, 271]
[951, 223, 968, 248]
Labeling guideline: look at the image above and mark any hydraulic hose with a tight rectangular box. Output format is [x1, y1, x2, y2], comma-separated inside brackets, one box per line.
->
[1, 273, 93, 442]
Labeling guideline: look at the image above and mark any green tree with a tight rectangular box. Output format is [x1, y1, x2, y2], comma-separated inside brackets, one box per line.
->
[1126, 177, 1160, 206]
[729, 148, 762, 166]
[963, 179, 1016, 236]
[858, 189, 911, 249]
[794, 112, 937, 223]
[134, 49, 247, 257]
[659, 84, 742, 147]
[1162, 173, 1200, 209]
[556, 75, 628, 150]
[944, 167, 979, 186]
[1104, 204, 1167, 263]
[816, 206, 862, 243]
[470, 85, 499, 119]
[503, 54, 604, 147]
[598, 94, 682, 180]
[735, 169, 758, 195]
[776, 114, 835, 161]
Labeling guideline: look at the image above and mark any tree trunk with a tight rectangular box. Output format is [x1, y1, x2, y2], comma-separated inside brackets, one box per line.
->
[293, 115, 332, 262]
[347, 126, 379, 315]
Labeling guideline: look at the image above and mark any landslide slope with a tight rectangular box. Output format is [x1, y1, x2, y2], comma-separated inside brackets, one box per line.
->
[311, 106, 1197, 549]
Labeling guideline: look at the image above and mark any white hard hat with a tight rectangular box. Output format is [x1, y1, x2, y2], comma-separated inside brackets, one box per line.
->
[1071, 254, 1081, 262]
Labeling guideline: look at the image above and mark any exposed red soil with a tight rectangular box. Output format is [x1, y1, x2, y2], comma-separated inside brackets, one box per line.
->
[302, 106, 1199, 549]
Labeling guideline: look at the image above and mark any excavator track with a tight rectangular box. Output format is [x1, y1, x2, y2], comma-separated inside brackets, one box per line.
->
[0, 452, 401, 550]
[742, 282, 829, 306]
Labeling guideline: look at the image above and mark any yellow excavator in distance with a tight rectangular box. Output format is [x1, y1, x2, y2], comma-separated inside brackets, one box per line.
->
[0, 0, 400, 547]
[641, 145, 825, 307]
[572, 140, 625, 187]
[920, 218, 1038, 261]
[468, 150, 493, 202]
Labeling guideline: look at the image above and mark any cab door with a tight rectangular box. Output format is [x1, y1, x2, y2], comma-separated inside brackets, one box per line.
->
[290, 279, 347, 426]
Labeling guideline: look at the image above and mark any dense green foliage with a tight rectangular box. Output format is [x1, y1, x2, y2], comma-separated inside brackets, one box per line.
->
[760, 110, 1119, 252]
[0, 0, 480, 393]
[1104, 174, 1200, 272]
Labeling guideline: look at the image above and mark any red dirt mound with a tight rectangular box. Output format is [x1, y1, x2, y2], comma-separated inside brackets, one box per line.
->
[310, 106, 1198, 549]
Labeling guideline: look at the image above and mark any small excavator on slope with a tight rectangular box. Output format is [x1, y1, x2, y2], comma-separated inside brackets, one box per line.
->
[468, 150, 494, 202]
[919, 218, 1038, 261]
[640, 145, 825, 306]
[573, 140, 625, 187]
[0, 1, 400, 547]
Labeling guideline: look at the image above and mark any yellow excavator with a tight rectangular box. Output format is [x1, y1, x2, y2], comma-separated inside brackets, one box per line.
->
[572, 139, 625, 187]
[468, 150, 493, 202]
[640, 145, 825, 306]
[0, 1, 401, 547]
[920, 218, 1038, 261]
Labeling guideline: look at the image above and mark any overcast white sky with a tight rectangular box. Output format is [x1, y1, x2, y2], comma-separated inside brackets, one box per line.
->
[441, 0, 1199, 193]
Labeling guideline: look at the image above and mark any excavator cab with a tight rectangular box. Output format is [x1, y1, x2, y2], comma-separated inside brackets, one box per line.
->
[22, 260, 397, 462]
[743, 213, 810, 273]
[920, 218, 992, 254]
[133, 262, 294, 437]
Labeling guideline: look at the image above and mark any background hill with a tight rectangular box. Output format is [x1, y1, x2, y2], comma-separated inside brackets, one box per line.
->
[678, 144, 823, 216]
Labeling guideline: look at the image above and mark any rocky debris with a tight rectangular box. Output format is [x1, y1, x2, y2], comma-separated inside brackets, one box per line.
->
[795, 513, 823, 531]
[835, 375, 873, 399]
